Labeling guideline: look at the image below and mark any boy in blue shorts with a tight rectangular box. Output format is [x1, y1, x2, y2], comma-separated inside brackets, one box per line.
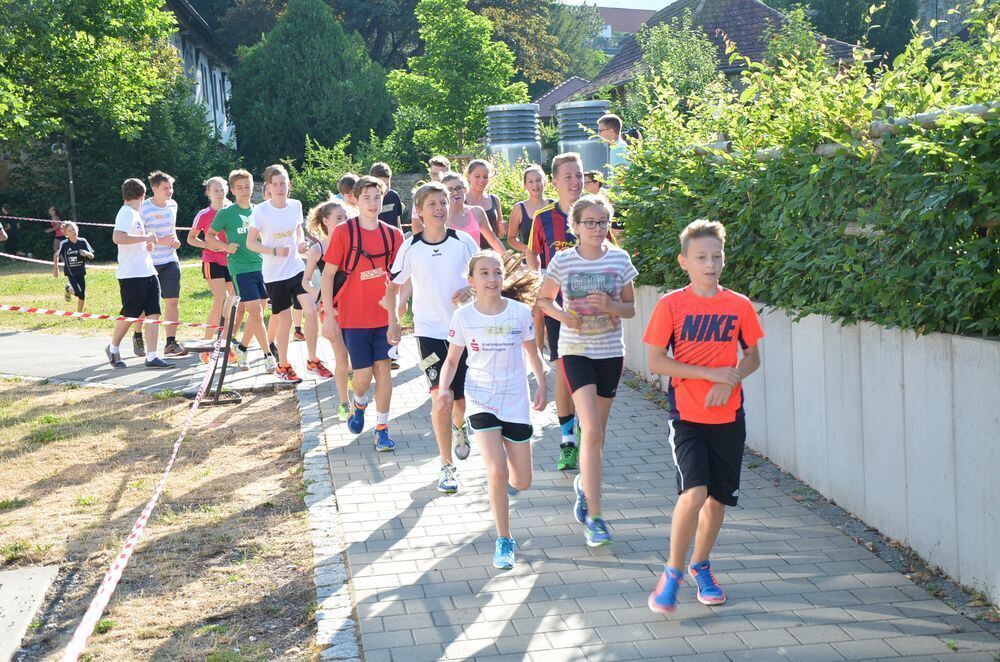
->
[644, 219, 763, 613]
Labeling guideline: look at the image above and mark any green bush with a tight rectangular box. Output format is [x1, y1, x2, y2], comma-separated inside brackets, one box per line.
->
[485, 155, 557, 219]
[284, 136, 358, 211]
[618, 6, 1000, 337]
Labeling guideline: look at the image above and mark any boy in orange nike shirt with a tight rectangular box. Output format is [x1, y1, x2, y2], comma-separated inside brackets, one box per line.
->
[643, 219, 763, 614]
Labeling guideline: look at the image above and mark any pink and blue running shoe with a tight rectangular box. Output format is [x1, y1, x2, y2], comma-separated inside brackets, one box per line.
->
[648, 566, 684, 613]
[689, 560, 727, 605]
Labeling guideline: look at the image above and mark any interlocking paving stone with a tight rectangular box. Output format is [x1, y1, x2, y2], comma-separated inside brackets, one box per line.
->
[292, 336, 1000, 660]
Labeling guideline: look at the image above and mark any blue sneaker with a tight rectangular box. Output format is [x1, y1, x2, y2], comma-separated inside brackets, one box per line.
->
[347, 404, 365, 434]
[572, 473, 587, 524]
[584, 516, 612, 547]
[493, 537, 517, 570]
[689, 560, 727, 605]
[648, 566, 684, 613]
[373, 426, 396, 452]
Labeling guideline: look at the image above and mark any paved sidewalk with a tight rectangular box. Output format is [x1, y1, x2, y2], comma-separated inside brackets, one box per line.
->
[301, 336, 1000, 662]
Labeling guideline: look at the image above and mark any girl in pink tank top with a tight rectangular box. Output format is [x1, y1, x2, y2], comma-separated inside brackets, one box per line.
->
[442, 173, 504, 252]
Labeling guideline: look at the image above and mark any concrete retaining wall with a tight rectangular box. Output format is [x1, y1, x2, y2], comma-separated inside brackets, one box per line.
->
[622, 285, 1000, 603]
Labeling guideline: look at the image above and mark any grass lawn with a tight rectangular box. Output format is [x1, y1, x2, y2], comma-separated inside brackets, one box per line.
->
[1, 379, 315, 659]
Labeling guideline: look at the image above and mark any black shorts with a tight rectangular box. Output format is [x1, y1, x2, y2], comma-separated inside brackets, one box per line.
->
[543, 315, 562, 361]
[66, 271, 86, 299]
[202, 261, 231, 282]
[154, 261, 181, 299]
[467, 412, 533, 444]
[417, 336, 467, 400]
[561, 355, 624, 398]
[669, 417, 746, 507]
[265, 272, 307, 315]
[119, 275, 161, 318]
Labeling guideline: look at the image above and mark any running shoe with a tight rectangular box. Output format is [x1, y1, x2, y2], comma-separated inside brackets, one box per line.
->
[689, 560, 727, 605]
[233, 345, 249, 369]
[105, 345, 126, 369]
[269, 342, 280, 363]
[648, 567, 684, 614]
[437, 463, 458, 494]
[64, 284, 72, 302]
[373, 426, 396, 452]
[336, 402, 351, 422]
[507, 484, 521, 497]
[572, 473, 588, 524]
[132, 334, 146, 358]
[584, 516, 612, 547]
[163, 341, 188, 357]
[493, 537, 517, 570]
[274, 364, 302, 384]
[452, 424, 471, 461]
[307, 358, 332, 379]
[556, 443, 578, 471]
[144, 357, 175, 369]
[293, 329, 306, 342]
[347, 403, 366, 434]
[264, 354, 277, 371]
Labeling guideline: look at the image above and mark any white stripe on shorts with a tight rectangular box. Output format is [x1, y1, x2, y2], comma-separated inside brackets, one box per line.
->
[666, 419, 684, 493]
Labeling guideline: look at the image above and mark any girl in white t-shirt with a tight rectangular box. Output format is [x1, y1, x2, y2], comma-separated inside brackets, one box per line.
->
[437, 250, 547, 570]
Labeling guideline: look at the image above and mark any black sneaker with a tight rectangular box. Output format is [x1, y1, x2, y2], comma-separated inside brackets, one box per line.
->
[163, 341, 188, 357]
[63, 284, 72, 302]
[269, 342, 280, 363]
[105, 345, 126, 369]
[132, 334, 146, 357]
[144, 357, 175, 369]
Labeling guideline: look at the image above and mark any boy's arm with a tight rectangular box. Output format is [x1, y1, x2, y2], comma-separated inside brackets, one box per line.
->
[81, 239, 95, 259]
[246, 227, 285, 256]
[52, 250, 60, 277]
[113, 229, 156, 245]
[204, 228, 235, 254]
[386, 281, 402, 344]
[647, 346, 741, 386]
[435, 340, 466, 412]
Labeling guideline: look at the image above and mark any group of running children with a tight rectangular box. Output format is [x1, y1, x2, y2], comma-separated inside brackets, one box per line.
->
[95, 114, 765, 614]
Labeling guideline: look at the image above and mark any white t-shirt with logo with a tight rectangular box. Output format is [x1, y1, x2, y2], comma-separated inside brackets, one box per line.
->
[139, 198, 178, 266]
[448, 299, 535, 424]
[389, 229, 479, 339]
[249, 199, 305, 283]
[114, 205, 156, 279]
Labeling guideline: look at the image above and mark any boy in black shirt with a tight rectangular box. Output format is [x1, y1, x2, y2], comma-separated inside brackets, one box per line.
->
[370, 162, 405, 230]
[53, 221, 95, 312]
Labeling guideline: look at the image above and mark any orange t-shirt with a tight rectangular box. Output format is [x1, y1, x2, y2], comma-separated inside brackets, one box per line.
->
[643, 286, 764, 424]
[324, 220, 402, 329]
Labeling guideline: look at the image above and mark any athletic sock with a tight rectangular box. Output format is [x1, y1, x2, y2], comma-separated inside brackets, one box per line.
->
[559, 415, 576, 446]
[109, 344, 120, 353]
[354, 394, 369, 408]
[376, 411, 389, 426]
[166, 336, 176, 345]
[147, 351, 158, 360]
[237, 343, 248, 352]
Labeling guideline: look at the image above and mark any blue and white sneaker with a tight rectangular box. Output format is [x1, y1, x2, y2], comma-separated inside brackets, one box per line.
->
[584, 516, 612, 547]
[437, 463, 458, 494]
[573, 473, 588, 524]
[347, 404, 365, 434]
[493, 537, 517, 570]
[689, 560, 727, 605]
[373, 426, 396, 452]
[648, 566, 684, 613]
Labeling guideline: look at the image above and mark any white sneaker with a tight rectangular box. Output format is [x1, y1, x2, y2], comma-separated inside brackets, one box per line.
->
[233, 345, 249, 369]
[264, 354, 277, 371]
[452, 424, 471, 461]
[437, 464, 458, 494]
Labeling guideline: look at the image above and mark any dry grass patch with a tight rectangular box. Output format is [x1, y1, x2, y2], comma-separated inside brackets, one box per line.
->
[1, 379, 316, 660]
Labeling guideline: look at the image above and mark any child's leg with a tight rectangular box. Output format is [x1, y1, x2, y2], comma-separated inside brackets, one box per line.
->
[452, 398, 466, 430]
[476, 428, 510, 537]
[111, 318, 132, 348]
[429, 388, 454, 466]
[372, 359, 392, 413]
[572, 384, 605, 516]
[668, 485, 709, 570]
[504, 437, 533, 492]
[144, 314, 161, 355]
[77, 298, 84, 313]
[275, 308, 292, 366]
[328, 319, 350, 404]
[205, 276, 228, 340]
[691, 497, 727, 564]
[251, 302, 269, 352]
[296, 292, 319, 361]
[292, 305, 302, 331]
[351, 367, 374, 399]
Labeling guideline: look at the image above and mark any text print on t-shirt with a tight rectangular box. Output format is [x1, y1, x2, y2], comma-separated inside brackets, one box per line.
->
[360, 267, 385, 281]
[680, 314, 738, 342]
[564, 269, 620, 336]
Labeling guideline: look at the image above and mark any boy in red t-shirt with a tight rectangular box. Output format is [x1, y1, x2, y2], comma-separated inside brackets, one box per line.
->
[320, 176, 403, 452]
[643, 219, 763, 614]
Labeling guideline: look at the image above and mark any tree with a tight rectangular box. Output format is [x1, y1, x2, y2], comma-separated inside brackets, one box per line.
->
[228, 0, 392, 169]
[387, 0, 529, 154]
[216, 0, 288, 58]
[0, 0, 178, 143]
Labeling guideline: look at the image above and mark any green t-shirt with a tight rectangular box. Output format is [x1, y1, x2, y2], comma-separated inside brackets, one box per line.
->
[210, 203, 262, 276]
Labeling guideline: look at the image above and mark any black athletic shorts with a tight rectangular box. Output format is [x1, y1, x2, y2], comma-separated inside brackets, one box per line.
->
[561, 355, 624, 398]
[467, 412, 533, 443]
[66, 271, 86, 299]
[202, 261, 231, 282]
[155, 261, 181, 299]
[119, 275, 161, 318]
[668, 417, 747, 507]
[265, 272, 307, 315]
[417, 336, 467, 400]
[543, 315, 562, 361]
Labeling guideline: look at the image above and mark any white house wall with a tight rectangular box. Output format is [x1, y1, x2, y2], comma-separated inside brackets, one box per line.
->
[169, 32, 235, 146]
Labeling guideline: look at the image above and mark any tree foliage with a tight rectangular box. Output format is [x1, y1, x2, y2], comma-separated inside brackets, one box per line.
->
[767, 0, 919, 60]
[228, 0, 391, 169]
[617, 4, 1000, 337]
[387, 0, 529, 155]
[0, 0, 178, 143]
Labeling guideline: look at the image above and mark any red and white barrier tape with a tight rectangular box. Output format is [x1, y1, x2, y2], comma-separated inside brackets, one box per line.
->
[61, 325, 229, 661]
[0, 251, 203, 269]
[0, 305, 223, 330]
[1, 213, 193, 230]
